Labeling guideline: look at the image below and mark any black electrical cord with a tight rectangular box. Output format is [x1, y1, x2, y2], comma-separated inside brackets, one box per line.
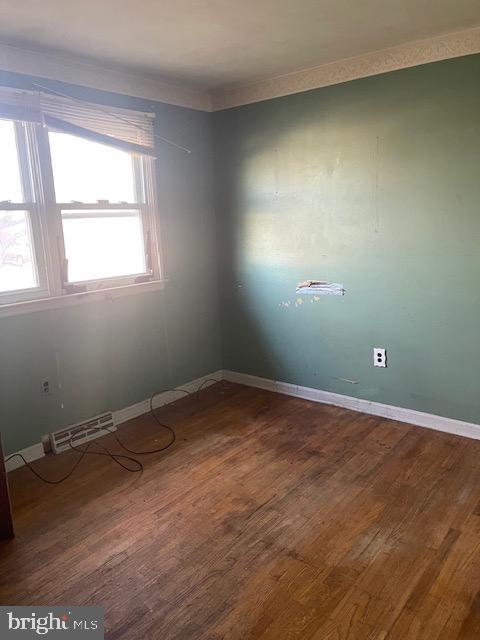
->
[195, 378, 226, 400]
[4, 438, 142, 485]
[68, 437, 143, 473]
[5, 445, 93, 485]
[103, 390, 178, 456]
[4, 379, 223, 484]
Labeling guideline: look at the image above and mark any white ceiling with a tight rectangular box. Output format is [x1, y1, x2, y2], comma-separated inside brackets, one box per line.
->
[0, 0, 479, 91]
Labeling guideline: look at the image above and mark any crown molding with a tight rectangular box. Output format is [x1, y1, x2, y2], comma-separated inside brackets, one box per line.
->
[1, 27, 479, 113]
[0, 42, 212, 111]
[211, 26, 480, 111]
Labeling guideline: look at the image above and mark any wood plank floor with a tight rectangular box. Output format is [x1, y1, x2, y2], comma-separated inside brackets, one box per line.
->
[2, 382, 480, 639]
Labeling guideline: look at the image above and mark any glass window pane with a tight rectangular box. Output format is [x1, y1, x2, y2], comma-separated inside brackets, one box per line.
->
[61, 210, 146, 282]
[49, 132, 136, 203]
[0, 120, 24, 203]
[0, 210, 37, 292]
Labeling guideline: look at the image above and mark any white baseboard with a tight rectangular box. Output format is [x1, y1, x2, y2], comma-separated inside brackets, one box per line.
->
[11, 367, 475, 471]
[5, 370, 224, 472]
[5, 442, 46, 473]
[222, 370, 480, 441]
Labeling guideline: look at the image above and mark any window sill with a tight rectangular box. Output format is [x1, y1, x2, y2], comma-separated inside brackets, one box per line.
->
[0, 279, 166, 318]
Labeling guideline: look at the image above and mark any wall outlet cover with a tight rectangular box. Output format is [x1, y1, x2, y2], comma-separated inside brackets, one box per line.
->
[373, 348, 387, 368]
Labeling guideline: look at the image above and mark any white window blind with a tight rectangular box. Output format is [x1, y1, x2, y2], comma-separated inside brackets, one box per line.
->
[39, 92, 154, 147]
[0, 87, 155, 152]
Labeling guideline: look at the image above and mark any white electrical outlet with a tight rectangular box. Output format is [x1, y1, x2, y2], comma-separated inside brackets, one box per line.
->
[373, 348, 387, 368]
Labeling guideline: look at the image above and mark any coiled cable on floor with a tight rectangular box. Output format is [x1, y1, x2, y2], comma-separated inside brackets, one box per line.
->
[4, 380, 223, 484]
[5, 275, 226, 484]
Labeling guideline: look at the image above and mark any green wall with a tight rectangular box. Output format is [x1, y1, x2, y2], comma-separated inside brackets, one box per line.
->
[214, 55, 480, 425]
[0, 71, 221, 454]
[3, 54, 480, 454]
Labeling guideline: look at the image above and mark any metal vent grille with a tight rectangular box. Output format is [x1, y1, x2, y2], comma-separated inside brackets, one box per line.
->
[49, 412, 116, 454]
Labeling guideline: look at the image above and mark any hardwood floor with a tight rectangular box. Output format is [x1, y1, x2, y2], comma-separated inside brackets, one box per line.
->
[1, 382, 480, 639]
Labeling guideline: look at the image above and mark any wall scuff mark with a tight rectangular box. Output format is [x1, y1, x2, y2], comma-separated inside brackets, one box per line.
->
[333, 377, 359, 385]
[374, 135, 380, 233]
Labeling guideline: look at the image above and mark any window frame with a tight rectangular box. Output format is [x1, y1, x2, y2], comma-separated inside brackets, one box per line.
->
[0, 108, 163, 311]
[0, 120, 51, 304]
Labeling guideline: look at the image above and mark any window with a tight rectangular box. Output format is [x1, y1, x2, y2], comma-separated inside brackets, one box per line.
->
[0, 89, 162, 309]
[49, 132, 150, 286]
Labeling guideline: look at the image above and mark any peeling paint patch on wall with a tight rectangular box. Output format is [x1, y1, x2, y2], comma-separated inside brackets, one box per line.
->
[296, 280, 345, 296]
